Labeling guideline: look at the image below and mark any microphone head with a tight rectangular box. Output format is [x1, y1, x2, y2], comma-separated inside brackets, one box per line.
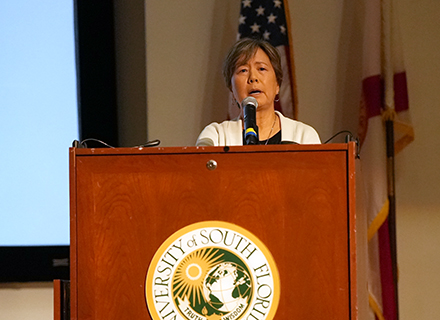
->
[241, 96, 258, 109]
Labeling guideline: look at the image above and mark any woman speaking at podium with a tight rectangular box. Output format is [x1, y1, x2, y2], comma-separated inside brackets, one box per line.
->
[196, 38, 321, 147]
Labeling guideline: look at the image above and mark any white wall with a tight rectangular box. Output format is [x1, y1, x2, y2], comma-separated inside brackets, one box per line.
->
[393, 1, 440, 318]
[146, 0, 240, 147]
[3, 0, 440, 319]
[0, 283, 53, 320]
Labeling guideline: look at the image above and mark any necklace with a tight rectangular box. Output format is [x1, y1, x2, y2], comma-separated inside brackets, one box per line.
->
[265, 114, 278, 145]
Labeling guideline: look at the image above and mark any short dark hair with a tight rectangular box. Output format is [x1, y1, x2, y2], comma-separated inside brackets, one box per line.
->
[222, 38, 283, 90]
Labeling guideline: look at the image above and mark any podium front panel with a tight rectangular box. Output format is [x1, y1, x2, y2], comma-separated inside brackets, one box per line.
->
[70, 144, 357, 319]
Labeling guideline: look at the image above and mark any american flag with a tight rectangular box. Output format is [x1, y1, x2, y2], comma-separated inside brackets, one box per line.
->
[231, 0, 297, 119]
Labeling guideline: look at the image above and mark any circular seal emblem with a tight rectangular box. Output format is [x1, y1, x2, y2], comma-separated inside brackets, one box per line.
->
[145, 221, 280, 320]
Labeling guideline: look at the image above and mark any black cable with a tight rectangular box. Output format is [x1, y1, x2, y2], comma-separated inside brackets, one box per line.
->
[71, 139, 161, 148]
[324, 131, 360, 159]
[135, 139, 161, 148]
[323, 130, 353, 144]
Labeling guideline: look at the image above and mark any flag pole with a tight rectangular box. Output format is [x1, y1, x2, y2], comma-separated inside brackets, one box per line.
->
[385, 118, 399, 319]
[382, 0, 399, 313]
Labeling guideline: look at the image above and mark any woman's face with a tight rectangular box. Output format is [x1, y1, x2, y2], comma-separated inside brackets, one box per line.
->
[231, 48, 280, 110]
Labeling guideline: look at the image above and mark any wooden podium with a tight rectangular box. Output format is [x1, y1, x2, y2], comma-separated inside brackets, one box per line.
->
[67, 143, 358, 319]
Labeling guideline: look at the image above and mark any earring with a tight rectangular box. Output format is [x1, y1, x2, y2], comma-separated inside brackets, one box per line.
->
[232, 96, 240, 109]
[274, 94, 280, 102]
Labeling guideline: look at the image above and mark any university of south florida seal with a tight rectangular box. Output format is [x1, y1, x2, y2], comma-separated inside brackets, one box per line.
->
[145, 221, 280, 320]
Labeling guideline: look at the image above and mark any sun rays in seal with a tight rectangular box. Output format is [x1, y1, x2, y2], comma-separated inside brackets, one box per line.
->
[173, 247, 224, 305]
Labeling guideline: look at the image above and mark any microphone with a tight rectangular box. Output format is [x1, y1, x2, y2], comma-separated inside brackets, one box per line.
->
[242, 96, 259, 145]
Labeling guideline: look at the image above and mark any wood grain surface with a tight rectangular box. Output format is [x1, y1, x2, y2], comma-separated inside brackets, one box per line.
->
[70, 144, 357, 319]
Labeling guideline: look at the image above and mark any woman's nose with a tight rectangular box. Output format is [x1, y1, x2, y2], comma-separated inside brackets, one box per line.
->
[248, 72, 258, 83]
